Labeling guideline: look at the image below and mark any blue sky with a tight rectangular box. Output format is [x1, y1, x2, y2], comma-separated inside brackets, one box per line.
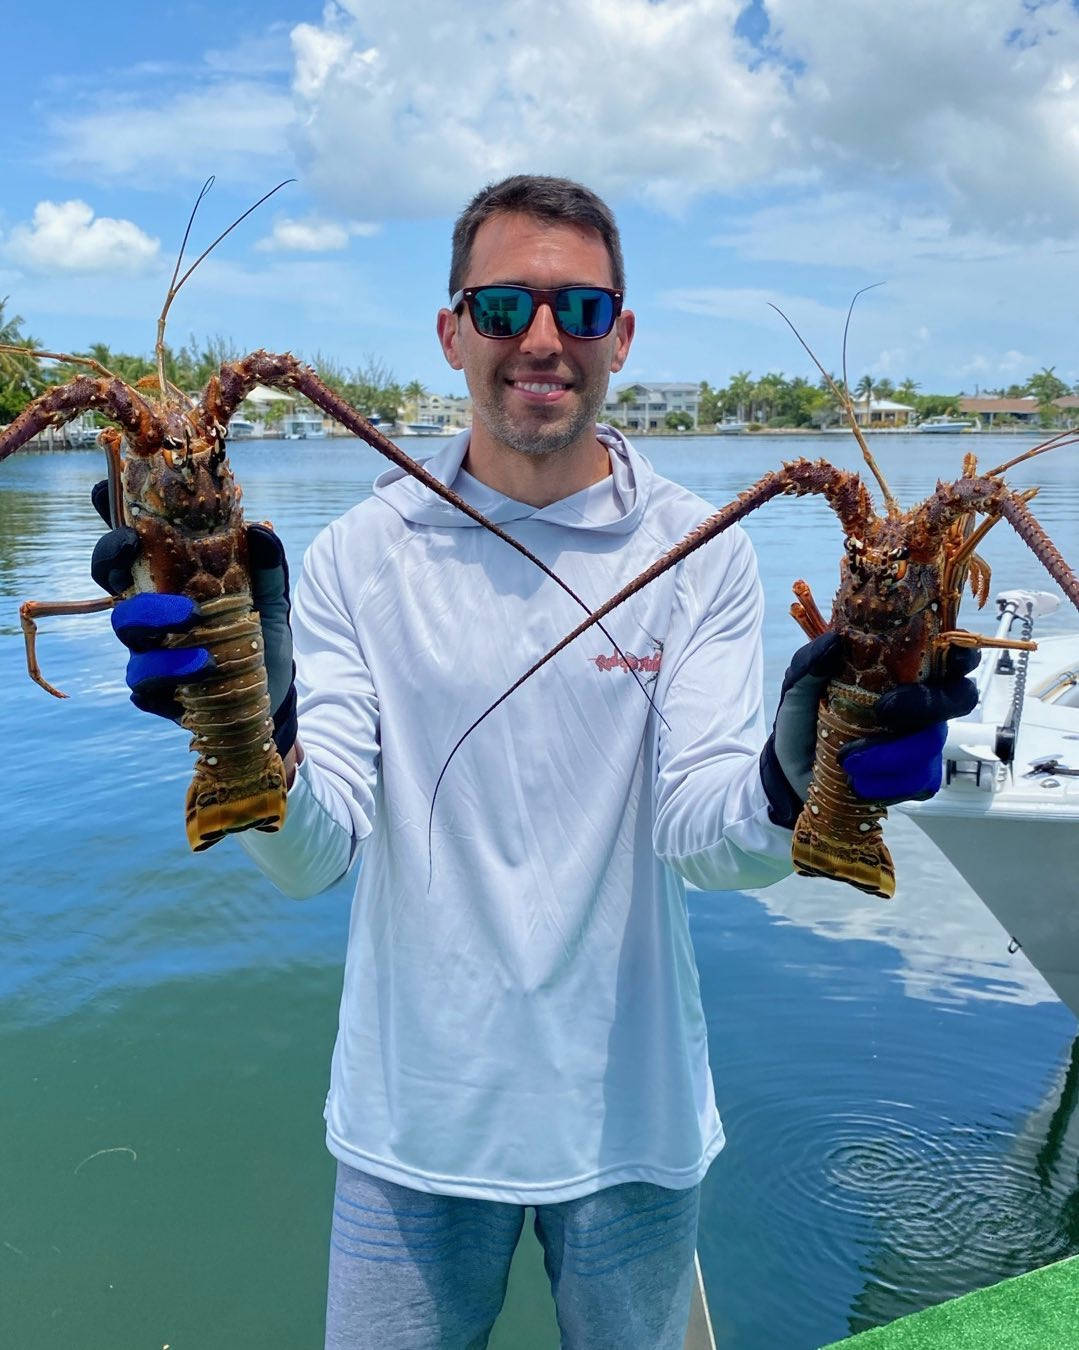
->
[4, 0, 1079, 398]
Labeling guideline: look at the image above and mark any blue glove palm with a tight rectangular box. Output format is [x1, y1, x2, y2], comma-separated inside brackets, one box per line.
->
[761, 631, 979, 827]
[90, 501, 297, 757]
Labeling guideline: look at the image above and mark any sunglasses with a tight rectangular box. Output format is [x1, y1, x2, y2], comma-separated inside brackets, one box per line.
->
[450, 284, 623, 340]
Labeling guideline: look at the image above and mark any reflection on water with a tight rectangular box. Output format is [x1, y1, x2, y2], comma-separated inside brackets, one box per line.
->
[2, 434, 1078, 1349]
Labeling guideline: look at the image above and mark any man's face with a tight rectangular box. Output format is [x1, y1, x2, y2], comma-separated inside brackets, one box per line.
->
[437, 212, 634, 460]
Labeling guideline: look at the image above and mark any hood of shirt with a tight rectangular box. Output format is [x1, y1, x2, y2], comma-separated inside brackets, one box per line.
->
[371, 425, 653, 535]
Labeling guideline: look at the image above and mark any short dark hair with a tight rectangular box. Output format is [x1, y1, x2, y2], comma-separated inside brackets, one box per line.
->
[449, 175, 625, 297]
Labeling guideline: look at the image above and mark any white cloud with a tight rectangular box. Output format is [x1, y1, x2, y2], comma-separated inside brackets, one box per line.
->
[765, 0, 1079, 237]
[49, 84, 294, 183]
[37, 0, 1079, 252]
[959, 348, 1036, 379]
[661, 286, 844, 334]
[279, 0, 1079, 240]
[710, 193, 1019, 272]
[287, 0, 789, 218]
[4, 201, 160, 273]
[255, 216, 379, 252]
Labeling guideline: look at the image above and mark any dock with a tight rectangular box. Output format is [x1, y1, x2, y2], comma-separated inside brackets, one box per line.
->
[822, 1254, 1079, 1348]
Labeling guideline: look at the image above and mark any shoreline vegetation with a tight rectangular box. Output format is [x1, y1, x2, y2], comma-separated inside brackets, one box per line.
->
[2, 301, 1076, 446]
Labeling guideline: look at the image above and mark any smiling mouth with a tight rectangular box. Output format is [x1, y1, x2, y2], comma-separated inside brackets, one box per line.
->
[508, 379, 572, 402]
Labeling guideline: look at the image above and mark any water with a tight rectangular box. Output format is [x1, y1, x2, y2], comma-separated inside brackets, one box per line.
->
[2, 433, 1078, 1348]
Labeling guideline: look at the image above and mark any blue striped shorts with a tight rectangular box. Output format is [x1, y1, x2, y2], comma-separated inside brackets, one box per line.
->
[324, 1161, 701, 1349]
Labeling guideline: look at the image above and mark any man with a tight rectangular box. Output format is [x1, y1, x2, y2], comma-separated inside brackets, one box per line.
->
[95, 175, 973, 1349]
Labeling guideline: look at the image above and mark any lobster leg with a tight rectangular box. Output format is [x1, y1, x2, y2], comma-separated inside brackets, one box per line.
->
[790, 579, 830, 638]
[21, 597, 117, 698]
[0, 373, 162, 464]
[1000, 492, 1079, 615]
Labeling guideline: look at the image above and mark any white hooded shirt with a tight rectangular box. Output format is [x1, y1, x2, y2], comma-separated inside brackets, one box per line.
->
[241, 427, 793, 1202]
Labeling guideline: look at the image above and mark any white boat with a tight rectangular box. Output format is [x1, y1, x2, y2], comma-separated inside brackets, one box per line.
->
[918, 416, 976, 433]
[229, 417, 256, 439]
[900, 589, 1079, 1017]
[283, 414, 327, 439]
[399, 421, 464, 436]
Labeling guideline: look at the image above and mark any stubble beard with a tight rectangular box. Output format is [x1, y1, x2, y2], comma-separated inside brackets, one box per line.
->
[471, 380, 607, 460]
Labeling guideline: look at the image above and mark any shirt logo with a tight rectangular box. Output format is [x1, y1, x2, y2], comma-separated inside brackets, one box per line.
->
[590, 635, 663, 681]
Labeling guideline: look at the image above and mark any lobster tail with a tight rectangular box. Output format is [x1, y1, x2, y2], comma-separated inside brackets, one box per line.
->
[790, 682, 896, 899]
[174, 593, 287, 850]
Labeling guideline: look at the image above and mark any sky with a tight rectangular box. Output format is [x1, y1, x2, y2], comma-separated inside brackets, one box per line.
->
[4, 0, 1079, 399]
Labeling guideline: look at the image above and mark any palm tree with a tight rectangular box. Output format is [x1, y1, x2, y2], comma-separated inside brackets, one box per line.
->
[403, 379, 427, 421]
[753, 372, 786, 424]
[726, 370, 754, 423]
[1026, 366, 1069, 424]
[854, 374, 874, 426]
[615, 386, 636, 428]
[0, 298, 43, 421]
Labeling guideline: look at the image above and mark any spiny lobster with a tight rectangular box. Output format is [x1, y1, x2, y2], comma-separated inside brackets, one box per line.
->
[0, 182, 655, 850]
[430, 299, 1079, 898]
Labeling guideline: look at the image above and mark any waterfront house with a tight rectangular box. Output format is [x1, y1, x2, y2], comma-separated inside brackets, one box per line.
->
[852, 398, 915, 428]
[604, 382, 700, 430]
[958, 397, 1041, 426]
[414, 392, 472, 430]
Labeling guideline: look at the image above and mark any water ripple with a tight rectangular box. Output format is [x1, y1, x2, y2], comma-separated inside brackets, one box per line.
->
[733, 1088, 1077, 1291]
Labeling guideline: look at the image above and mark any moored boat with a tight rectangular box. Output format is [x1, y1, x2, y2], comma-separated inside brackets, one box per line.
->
[283, 413, 327, 439]
[900, 589, 1079, 1017]
[918, 416, 976, 433]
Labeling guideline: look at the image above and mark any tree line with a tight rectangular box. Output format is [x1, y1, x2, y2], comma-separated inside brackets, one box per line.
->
[695, 366, 1078, 429]
[3, 297, 1075, 432]
[699, 367, 1079, 429]
[0, 299, 428, 426]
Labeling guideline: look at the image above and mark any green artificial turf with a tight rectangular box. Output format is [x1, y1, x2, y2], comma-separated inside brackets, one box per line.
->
[821, 1256, 1079, 1349]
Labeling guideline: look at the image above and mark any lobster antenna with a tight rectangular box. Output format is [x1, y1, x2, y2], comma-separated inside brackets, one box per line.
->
[157, 176, 215, 398]
[156, 177, 295, 399]
[840, 284, 884, 396]
[770, 289, 901, 517]
[0, 344, 115, 381]
[985, 427, 1079, 478]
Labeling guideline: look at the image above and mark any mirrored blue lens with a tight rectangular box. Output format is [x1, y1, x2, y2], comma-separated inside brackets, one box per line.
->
[556, 288, 615, 338]
[471, 288, 533, 337]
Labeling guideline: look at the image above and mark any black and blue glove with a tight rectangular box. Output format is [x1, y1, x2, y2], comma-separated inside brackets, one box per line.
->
[760, 631, 979, 827]
[89, 484, 297, 757]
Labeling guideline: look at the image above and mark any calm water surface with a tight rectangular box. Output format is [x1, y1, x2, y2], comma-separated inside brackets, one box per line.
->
[2, 433, 1078, 1349]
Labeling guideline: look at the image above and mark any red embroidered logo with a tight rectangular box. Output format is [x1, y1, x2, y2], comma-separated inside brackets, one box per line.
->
[591, 651, 662, 673]
[590, 636, 663, 679]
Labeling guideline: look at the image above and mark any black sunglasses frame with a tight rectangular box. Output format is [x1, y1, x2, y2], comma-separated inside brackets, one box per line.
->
[450, 284, 624, 341]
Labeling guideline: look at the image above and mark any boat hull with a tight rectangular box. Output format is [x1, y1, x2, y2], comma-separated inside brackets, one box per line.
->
[908, 812, 1079, 1017]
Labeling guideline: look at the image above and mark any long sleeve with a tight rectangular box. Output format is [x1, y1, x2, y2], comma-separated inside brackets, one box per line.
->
[238, 520, 380, 899]
[652, 526, 794, 891]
